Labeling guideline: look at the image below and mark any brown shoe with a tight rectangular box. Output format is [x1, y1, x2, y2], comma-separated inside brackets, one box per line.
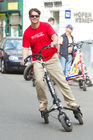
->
[39, 103, 47, 111]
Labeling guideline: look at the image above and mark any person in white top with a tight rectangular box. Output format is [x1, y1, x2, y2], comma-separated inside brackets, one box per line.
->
[48, 17, 58, 35]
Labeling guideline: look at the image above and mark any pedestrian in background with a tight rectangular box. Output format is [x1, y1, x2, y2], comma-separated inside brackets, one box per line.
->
[48, 17, 58, 35]
[58, 24, 74, 79]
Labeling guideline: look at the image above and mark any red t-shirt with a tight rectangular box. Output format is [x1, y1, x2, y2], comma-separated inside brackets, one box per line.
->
[23, 22, 57, 61]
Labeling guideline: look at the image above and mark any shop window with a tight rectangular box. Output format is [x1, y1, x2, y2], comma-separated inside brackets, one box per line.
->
[10, 15, 21, 25]
[44, 1, 62, 8]
[54, 1, 62, 7]
[44, 2, 53, 7]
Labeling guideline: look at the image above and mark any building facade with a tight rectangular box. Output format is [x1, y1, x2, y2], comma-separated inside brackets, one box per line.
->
[23, 0, 93, 42]
[0, 0, 93, 67]
[22, 0, 93, 68]
[0, 0, 23, 38]
[0, 0, 93, 42]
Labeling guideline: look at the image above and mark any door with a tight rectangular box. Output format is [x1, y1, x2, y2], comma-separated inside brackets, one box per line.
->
[51, 11, 59, 34]
[11, 25, 18, 37]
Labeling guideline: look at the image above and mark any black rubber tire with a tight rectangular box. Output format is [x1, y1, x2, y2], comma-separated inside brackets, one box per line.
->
[79, 80, 87, 91]
[86, 77, 92, 87]
[32, 79, 36, 87]
[82, 81, 87, 91]
[58, 114, 73, 132]
[74, 112, 83, 125]
[1, 59, 6, 73]
[44, 115, 49, 124]
[23, 64, 33, 81]
[41, 109, 49, 124]
[79, 80, 83, 89]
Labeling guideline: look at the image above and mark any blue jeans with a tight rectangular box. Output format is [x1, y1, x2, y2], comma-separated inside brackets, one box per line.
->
[60, 54, 72, 77]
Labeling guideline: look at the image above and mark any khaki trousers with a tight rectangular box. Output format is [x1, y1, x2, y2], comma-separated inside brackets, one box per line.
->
[33, 53, 76, 106]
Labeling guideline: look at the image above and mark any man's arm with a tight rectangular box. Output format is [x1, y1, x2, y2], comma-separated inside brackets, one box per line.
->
[51, 34, 58, 47]
[57, 36, 63, 53]
[20, 48, 29, 65]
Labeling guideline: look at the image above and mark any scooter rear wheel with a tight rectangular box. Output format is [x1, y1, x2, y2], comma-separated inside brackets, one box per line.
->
[41, 109, 49, 124]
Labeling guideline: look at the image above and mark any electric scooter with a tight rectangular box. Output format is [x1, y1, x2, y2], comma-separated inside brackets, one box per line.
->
[24, 45, 83, 132]
[66, 42, 92, 91]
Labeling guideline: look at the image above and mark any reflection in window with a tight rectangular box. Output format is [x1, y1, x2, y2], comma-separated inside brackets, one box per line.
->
[5, 39, 22, 50]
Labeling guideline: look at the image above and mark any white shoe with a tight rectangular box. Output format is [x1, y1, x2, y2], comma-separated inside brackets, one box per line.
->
[68, 103, 80, 109]
[39, 103, 47, 111]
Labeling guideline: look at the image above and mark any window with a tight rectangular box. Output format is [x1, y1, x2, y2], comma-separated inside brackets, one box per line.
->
[5, 39, 22, 50]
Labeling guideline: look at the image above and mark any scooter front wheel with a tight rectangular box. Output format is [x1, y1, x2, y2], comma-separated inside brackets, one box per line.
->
[24, 64, 33, 81]
[58, 114, 73, 132]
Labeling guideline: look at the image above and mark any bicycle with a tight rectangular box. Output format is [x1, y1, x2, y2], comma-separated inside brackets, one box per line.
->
[24, 45, 83, 132]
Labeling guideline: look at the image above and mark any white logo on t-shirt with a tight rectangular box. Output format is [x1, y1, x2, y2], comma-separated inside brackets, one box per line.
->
[31, 32, 44, 40]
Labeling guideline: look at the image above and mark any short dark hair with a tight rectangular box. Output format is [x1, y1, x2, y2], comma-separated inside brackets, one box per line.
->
[48, 17, 54, 22]
[29, 8, 41, 17]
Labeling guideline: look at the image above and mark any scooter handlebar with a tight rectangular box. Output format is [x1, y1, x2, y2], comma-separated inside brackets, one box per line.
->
[24, 44, 51, 63]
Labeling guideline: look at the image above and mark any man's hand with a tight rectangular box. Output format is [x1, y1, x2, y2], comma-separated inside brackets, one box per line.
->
[20, 59, 25, 66]
[51, 34, 58, 47]
[51, 42, 58, 48]
[20, 48, 29, 66]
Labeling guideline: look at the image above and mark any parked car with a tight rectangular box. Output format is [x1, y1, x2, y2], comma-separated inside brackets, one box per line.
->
[0, 37, 31, 73]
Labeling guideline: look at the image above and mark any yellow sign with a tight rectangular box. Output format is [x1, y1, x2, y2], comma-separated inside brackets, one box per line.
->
[8, 2, 18, 10]
[0, 13, 5, 18]
[0, 14, 5, 16]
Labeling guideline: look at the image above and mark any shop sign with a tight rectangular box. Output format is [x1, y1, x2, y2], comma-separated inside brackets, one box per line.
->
[74, 12, 93, 23]
[8, 2, 18, 10]
[44, 1, 62, 7]
[65, 10, 71, 19]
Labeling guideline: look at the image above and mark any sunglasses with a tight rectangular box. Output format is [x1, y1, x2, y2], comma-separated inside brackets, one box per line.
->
[30, 15, 40, 18]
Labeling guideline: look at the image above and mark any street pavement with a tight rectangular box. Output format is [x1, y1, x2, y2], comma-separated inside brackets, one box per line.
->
[87, 68, 93, 83]
[0, 73, 93, 140]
